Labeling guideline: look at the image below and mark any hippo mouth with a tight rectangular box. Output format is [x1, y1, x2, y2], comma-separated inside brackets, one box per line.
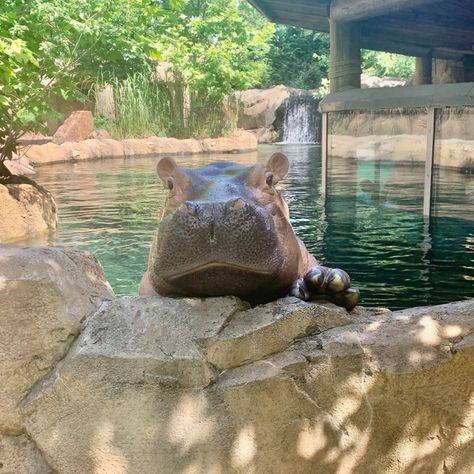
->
[164, 261, 273, 281]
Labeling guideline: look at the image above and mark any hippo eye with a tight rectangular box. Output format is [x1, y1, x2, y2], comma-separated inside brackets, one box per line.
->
[266, 173, 274, 187]
[166, 179, 174, 191]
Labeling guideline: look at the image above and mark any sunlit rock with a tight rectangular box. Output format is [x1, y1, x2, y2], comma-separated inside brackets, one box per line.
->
[0, 178, 57, 242]
[0, 246, 113, 432]
[200, 297, 352, 369]
[1, 247, 473, 472]
[52, 110, 94, 145]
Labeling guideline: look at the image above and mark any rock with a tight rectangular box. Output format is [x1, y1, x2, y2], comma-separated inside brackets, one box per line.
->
[24, 142, 70, 165]
[0, 434, 52, 474]
[145, 136, 201, 155]
[52, 111, 94, 145]
[88, 128, 112, 140]
[361, 74, 406, 88]
[0, 246, 114, 432]
[201, 130, 257, 153]
[237, 86, 322, 143]
[252, 126, 279, 144]
[61, 138, 124, 161]
[23, 131, 257, 166]
[236, 85, 291, 130]
[0, 178, 57, 242]
[17, 285, 474, 473]
[122, 138, 154, 157]
[4, 154, 36, 176]
[201, 297, 353, 369]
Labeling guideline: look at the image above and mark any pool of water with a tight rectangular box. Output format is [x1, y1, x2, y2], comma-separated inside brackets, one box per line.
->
[22, 144, 473, 309]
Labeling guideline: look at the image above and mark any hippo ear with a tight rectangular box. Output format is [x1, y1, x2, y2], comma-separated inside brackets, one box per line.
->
[266, 152, 289, 183]
[156, 157, 178, 181]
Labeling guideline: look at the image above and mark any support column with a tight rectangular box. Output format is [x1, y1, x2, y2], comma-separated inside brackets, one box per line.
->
[329, 20, 361, 93]
[414, 53, 432, 85]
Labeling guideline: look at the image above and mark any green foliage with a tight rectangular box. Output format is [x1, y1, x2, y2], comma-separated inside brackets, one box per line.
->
[154, 0, 274, 98]
[362, 50, 415, 79]
[0, 0, 418, 173]
[0, 0, 272, 169]
[93, 73, 239, 139]
[262, 26, 329, 90]
[0, 4, 61, 171]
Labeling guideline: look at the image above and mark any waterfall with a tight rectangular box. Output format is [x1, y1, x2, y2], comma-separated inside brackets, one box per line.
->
[280, 94, 321, 144]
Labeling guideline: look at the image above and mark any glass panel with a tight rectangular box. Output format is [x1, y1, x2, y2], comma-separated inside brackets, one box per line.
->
[431, 107, 474, 301]
[327, 109, 427, 212]
[433, 107, 474, 221]
[326, 109, 430, 308]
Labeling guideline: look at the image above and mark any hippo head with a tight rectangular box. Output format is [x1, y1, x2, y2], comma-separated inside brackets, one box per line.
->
[145, 153, 304, 303]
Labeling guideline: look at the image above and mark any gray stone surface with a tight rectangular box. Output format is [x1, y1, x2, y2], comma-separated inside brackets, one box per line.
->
[19, 292, 474, 474]
[1, 246, 473, 473]
[0, 245, 114, 432]
[201, 297, 354, 369]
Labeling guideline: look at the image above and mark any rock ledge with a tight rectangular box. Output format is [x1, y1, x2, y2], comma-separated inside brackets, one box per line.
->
[1, 246, 473, 473]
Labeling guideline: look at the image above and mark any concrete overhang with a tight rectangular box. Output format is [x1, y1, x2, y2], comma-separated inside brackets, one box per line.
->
[249, 0, 474, 60]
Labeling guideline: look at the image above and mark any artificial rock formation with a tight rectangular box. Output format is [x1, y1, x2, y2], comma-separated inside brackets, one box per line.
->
[236, 86, 321, 143]
[0, 245, 114, 433]
[24, 130, 257, 167]
[52, 110, 94, 145]
[0, 178, 58, 242]
[1, 246, 473, 473]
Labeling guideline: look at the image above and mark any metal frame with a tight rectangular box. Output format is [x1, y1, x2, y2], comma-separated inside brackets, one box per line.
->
[423, 108, 437, 218]
[321, 112, 328, 203]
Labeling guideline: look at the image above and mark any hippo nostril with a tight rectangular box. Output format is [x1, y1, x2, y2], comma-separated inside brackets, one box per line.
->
[234, 198, 247, 210]
[186, 201, 200, 216]
[224, 198, 243, 214]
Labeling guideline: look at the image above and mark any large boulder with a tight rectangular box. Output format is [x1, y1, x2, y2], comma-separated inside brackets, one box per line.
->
[0, 246, 114, 433]
[237, 86, 321, 143]
[18, 290, 474, 473]
[237, 85, 291, 130]
[0, 177, 57, 242]
[52, 110, 94, 145]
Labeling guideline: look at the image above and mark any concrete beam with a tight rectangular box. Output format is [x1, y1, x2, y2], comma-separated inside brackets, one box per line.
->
[330, 0, 440, 22]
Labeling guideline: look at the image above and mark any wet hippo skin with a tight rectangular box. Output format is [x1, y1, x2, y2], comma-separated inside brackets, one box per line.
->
[140, 153, 360, 310]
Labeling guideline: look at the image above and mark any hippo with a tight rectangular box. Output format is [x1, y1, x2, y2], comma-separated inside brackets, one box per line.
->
[140, 152, 360, 310]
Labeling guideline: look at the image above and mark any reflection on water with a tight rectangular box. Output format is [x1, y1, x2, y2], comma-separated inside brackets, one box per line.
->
[22, 144, 473, 309]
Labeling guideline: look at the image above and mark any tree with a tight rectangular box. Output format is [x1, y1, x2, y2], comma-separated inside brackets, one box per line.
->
[0, 0, 161, 176]
[362, 50, 415, 79]
[154, 0, 274, 98]
[262, 26, 329, 90]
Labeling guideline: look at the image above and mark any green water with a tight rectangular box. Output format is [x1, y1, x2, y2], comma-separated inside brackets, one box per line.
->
[24, 144, 473, 309]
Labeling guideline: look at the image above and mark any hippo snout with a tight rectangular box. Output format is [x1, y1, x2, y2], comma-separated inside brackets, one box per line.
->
[179, 198, 248, 216]
[163, 199, 270, 247]
[151, 198, 282, 291]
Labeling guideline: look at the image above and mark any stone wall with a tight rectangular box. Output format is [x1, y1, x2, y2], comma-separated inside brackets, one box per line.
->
[22, 130, 257, 167]
[1, 245, 473, 473]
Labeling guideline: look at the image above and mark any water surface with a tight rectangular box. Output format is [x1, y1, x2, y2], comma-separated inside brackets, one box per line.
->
[24, 144, 473, 309]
